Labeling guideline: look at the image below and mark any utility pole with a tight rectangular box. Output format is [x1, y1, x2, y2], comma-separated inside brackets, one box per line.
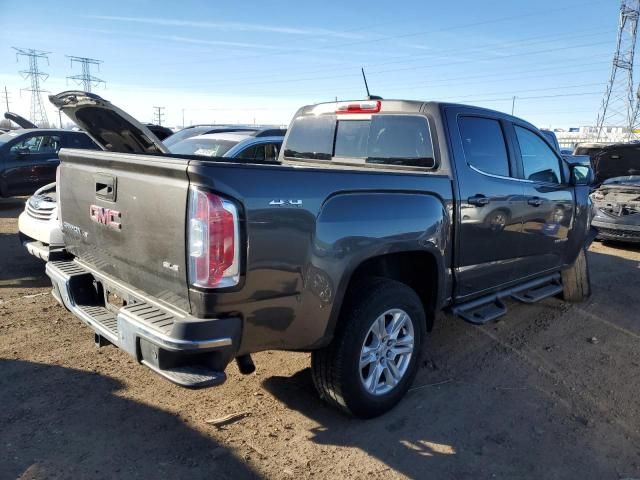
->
[595, 0, 640, 141]
[181, 108, 185, 129]
[66, 56, 105, 92]
[2, 86, 11, 112]
[511, 96, 516, 115]
[153, 106, 165, 126]
[12, 47, 50, 126]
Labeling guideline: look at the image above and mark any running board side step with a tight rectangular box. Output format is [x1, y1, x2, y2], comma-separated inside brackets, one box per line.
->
[510, 279, 562, 303]
[452, 273, 561, 325]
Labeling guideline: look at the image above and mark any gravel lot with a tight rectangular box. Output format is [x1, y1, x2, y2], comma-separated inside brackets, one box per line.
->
[1, 196, 639, 480]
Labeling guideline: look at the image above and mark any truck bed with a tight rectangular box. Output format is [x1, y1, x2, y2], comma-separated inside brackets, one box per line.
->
[57, 148, 453, 353]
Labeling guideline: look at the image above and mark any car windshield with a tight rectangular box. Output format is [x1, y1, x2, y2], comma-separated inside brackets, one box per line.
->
[169, 137, 240, 157]
[0, 132, 19, 146]
[163, 126, 216, 147]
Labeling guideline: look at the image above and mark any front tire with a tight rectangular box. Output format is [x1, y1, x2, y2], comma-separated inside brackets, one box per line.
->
[311, 277, 425, 418]
[561, 248, 591, 302]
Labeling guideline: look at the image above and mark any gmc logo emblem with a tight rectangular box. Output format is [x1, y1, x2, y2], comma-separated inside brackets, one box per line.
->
[89, 205, 122, 230]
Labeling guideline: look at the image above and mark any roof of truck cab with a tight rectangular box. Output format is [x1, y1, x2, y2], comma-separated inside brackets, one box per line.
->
[298, 99, 538, 128]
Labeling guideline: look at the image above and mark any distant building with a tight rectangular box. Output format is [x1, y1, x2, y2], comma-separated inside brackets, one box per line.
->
[553, 125, 634, 149]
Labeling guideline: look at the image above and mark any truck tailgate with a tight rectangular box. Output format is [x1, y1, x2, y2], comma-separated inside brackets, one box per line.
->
[58, 149, 191, 311]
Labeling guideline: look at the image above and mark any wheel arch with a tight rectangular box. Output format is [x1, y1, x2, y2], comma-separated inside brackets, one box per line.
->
[324, 248, 445, 343]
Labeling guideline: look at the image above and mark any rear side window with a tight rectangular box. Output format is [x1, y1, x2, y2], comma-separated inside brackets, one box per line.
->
[236, 143, 281, 162]
[65, 133, 99, 150]
[285, 114, 435, 168]
[458, 117, 510, 177]
[514, 126, 562, 184]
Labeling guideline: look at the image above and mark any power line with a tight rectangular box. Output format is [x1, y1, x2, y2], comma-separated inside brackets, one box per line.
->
[159, 30, 613, 90]
[153, 106, 165, 125]
[66, 56, 106, 92]
[12, 47, 50, 126]
[182, 0, 610, 66]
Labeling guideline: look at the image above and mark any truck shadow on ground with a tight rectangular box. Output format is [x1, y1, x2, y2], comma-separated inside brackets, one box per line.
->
[0, 359, 260, 480]
[262, 248, 640, 479]
[0, 232, 52, 289]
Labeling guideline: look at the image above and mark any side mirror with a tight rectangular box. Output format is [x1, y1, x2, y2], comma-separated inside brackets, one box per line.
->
[571, 165, 594, 186]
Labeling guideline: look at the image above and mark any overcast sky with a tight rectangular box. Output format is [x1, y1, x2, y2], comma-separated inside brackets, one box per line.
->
[0, 0, 624, 129]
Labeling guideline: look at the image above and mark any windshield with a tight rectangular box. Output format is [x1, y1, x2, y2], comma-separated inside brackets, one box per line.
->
[163, 126, 214, 147]
[169, 137, 239, 157]
[0, 132, 19, 146]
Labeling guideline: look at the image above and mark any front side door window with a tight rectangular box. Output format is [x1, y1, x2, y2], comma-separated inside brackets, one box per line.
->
[514, 126, 562, 184]
[10, 135, 61, 157]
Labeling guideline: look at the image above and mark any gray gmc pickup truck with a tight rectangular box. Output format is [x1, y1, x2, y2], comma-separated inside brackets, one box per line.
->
[47, 92, 594, 417]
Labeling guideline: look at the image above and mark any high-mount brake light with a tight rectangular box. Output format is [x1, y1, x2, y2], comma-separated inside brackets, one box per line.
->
[335, 100, 381, 114]
[187, 187, 240, 288]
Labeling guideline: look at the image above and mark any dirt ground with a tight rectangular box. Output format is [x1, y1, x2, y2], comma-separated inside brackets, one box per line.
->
[1, 196, 639, 480]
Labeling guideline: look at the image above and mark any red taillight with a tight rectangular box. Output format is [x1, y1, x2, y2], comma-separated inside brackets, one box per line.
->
[336, 100, 381, 114]
[188, 188, 239, 288]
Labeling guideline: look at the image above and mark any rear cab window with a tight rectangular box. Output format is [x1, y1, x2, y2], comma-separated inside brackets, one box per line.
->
[284, 112, 436, 170]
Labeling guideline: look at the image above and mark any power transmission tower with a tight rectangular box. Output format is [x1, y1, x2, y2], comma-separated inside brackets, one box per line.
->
[153, 106, 165, 126]
[12, 47, 50, 126]
[2, 86, 11, 112]
[66, 56, 105, 92]
[595, 0, 640, 141]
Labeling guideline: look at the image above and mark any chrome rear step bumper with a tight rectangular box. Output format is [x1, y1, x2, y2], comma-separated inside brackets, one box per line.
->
[46, 259, 240, 388]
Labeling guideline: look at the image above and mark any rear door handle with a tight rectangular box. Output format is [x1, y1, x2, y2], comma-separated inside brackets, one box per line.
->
[528, 197, 543, 207]
[468, 195, 490, 207]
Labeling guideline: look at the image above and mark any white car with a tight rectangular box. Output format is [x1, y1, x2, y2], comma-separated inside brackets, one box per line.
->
[18, 182, 64, 261]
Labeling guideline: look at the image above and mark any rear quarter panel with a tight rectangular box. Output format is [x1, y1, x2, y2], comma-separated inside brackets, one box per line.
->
[187, 161, 453, 354]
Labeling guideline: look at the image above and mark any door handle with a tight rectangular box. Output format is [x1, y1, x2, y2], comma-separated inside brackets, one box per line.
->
[468, 195, 490, 207]
[528, 197, 543, 207]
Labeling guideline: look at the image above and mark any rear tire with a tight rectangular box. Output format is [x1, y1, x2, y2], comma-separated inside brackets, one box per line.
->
[311, 277, 425, 418]
[561, 248, 591, 302]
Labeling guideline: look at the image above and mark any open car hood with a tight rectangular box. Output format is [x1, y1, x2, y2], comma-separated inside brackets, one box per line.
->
[49, 91, 169, 154]
[590, 144, 640, 185]
[4, 112, 38, 129]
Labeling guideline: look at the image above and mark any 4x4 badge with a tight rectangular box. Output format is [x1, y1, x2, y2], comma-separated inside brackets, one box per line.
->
[269, 199, 302, 207]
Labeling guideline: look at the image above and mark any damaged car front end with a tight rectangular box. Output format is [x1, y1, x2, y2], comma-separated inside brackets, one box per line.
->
[591, 176, 640, 243]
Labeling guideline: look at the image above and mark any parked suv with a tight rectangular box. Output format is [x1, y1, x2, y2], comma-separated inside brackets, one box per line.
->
[0, 129, 98, 197]
[47, 92, 594, 418]
[164, 125, 283, 147]
[169, 129, 285, 161]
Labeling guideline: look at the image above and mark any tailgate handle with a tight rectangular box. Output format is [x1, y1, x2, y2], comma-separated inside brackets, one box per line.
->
[95, 174, 117, 202]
